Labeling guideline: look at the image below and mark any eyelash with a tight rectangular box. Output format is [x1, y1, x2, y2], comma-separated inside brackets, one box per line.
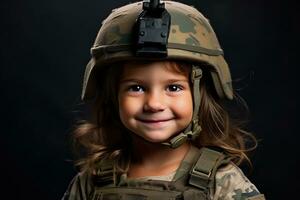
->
[166, 85, 183, 92]
[127, 84, 183, 92]
[128, 85, 145, 92]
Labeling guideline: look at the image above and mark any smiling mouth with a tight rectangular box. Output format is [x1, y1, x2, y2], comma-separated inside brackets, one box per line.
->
[138, 118, 173, 123]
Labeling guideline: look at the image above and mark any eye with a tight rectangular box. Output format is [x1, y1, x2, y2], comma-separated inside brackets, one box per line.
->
[167, 84, 183, 92]
[128, 85, 144, 92]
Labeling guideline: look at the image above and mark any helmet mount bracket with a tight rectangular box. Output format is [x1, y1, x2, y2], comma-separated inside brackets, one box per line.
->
[135, 0, 171, 57]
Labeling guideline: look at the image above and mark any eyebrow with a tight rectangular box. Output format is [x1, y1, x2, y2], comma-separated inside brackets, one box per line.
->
[119, 78, 189, 84]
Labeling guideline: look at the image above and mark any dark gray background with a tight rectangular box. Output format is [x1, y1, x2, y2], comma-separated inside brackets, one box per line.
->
[1, 0, 299, 199]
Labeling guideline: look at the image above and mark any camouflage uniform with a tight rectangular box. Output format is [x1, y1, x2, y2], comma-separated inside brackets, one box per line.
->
[62, 146, 265, 200]
[212, 164, 264, 200]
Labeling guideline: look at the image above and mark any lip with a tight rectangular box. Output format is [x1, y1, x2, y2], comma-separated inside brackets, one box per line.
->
[136, 118, 174, 129]
[138, 118, 173, 123]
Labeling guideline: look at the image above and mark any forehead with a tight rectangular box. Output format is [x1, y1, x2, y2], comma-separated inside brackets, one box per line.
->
[121, 61, 191, 77]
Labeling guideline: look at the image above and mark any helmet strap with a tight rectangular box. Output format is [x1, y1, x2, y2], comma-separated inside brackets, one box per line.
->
[162, 66, 203, 148]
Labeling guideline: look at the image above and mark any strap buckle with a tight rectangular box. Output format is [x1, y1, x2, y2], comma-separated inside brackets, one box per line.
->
[191, 167, 211, 179]
[189, 148, 223, 190]
[191, 67, 203, 83]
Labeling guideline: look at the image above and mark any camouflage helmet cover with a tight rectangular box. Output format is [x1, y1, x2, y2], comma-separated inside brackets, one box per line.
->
[82, 0, 233, 100]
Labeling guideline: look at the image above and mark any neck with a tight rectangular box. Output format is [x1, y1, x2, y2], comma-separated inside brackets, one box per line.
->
[128, 134, 191, 178]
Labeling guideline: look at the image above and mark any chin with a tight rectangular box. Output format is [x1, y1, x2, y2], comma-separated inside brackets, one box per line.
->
[144, 137, 166, 143]
[142, 133, 174, 143]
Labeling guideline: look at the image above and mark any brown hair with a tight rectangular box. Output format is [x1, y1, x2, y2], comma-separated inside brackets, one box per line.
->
[72, 61, 257, 173]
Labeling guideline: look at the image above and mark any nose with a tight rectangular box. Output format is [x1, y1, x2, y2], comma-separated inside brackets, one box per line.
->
[143, 91, 166, 112]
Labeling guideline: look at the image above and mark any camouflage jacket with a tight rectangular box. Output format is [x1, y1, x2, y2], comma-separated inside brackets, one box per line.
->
[211, 163, 264, 200]
[62, 146, 265, 200]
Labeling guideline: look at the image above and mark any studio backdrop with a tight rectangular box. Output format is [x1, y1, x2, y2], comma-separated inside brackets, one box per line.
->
[1, 0, 299, 199]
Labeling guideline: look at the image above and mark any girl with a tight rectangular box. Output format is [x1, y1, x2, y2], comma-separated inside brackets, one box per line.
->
[62, 1, 265, 199]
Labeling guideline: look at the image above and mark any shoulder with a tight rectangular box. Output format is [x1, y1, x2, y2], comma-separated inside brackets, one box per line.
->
[211, 162, 265, 200]
[61, 158, 116, 200]
[61, 170, 93, 200]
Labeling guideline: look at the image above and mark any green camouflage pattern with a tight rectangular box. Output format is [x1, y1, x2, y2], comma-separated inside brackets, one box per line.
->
[211, 163, 265, 200]
[62, 147, 265, 200]
[82, 1, 233, 100]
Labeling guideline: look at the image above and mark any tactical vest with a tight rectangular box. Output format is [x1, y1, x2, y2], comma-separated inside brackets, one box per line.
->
[90, 147, 231, 200]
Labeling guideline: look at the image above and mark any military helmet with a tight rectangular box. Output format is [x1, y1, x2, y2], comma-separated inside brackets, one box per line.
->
[82, 0, 233, 101]
[82, 0, 233, 148]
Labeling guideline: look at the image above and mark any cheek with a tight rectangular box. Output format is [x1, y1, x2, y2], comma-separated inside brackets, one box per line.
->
[118, 98, 131, 129]
[118, 96, 129, 119]
[118, 96, 139, 119]
[174, 94, 193, 119]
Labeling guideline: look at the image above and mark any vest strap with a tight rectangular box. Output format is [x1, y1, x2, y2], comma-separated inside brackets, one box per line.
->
[189, 147, 226, 190]
[172, 145, 201, 182]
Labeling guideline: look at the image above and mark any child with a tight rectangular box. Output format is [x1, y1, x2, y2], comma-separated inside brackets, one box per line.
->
[62, 0, 265, 199]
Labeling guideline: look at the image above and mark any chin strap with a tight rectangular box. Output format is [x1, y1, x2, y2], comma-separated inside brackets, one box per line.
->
[162, 66, 203, 148]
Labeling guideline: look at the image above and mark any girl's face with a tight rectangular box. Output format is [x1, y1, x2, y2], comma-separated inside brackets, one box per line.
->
[118, 61, 193, 143]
